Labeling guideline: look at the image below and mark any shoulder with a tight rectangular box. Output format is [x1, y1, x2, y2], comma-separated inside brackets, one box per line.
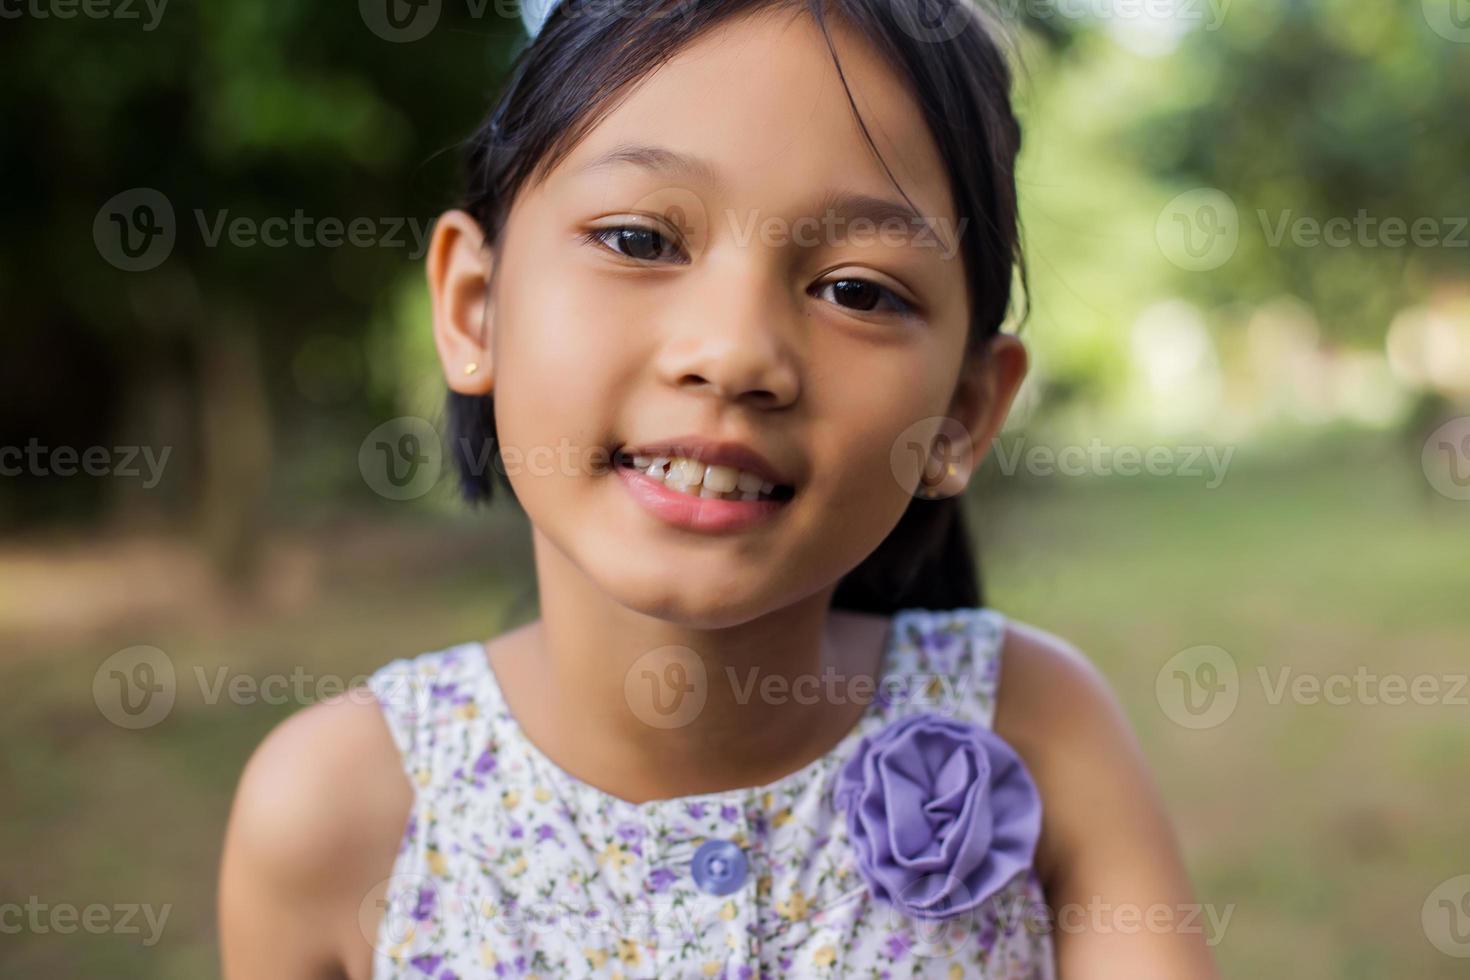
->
[992, 617, 1123, 748]
[219, 687, 413, 975]
[989, 618, 1164, 890]
[225, 689, 413, 873]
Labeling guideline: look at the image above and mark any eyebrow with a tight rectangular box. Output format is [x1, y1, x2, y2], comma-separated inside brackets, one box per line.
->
[575, 143, 728, 194]
[575, 142, 945, 248]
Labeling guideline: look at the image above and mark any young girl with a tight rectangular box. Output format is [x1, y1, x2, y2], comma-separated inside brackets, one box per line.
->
[220, 0, 1218, 976]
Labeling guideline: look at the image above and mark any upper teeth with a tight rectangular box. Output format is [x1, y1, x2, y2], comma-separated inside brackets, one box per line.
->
[631, 454, 776, 500]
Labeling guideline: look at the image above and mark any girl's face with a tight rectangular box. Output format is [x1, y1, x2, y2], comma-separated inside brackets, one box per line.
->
[433, 9, 1024, 628]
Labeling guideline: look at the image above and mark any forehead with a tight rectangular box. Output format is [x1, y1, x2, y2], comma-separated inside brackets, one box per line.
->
[544, 8, 956, 228]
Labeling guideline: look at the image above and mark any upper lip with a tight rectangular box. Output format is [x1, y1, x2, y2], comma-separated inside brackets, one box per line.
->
[616, 436, 797, 488]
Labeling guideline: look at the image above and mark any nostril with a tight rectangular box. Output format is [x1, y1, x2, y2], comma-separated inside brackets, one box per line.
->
[746, 390, 780, 408]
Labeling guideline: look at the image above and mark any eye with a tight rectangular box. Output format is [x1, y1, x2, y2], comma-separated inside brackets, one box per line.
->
[582, 223, 687, 264]
[814, 277, 918, 318]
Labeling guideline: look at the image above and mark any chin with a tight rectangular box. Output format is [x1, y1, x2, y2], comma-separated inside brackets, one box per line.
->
[596, 561, 794, 631]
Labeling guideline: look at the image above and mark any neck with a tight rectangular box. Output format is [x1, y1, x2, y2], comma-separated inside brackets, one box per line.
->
[485, 528, 892, 804]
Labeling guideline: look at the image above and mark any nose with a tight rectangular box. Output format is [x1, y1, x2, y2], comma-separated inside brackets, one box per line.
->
[652, 264, 801, 410]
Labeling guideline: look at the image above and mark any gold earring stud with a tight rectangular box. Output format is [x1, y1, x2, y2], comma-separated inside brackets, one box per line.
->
[464, 361, 479, 376]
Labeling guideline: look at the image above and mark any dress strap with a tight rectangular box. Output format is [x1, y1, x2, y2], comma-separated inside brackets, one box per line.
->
[364, 641, 494, 797]
[881, 606, 1008, 730]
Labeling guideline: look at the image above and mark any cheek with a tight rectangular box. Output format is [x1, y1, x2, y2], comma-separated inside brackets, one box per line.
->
[790, 364, 944, 570]
[810, 345, 954, 487]
[493, 245, 637, 459]
[502, 251, 628, 384]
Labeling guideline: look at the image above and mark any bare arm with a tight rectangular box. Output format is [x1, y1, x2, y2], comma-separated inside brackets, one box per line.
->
[995, 622, 1222, 980]
[218, 691, 413, 980]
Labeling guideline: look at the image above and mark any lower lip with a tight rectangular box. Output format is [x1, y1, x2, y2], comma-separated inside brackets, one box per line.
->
[615, 464, 790, 533]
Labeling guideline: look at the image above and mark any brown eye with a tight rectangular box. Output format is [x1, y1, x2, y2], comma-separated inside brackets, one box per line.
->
[816, 277, 916, 317]
[584, 225, 686, 263]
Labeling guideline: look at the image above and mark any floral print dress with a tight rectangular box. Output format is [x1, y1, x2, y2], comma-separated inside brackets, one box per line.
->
[364, 606, 1057, 979]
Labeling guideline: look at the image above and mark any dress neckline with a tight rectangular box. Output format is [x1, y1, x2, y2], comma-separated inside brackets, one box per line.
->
[467, 607, 921, 817]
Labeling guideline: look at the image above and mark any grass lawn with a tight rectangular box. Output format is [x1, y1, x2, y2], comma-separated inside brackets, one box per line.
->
[4, 438, 1467, 977]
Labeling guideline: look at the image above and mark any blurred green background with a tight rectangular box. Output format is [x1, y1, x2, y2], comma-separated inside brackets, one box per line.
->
[3, 1, 1469, 977]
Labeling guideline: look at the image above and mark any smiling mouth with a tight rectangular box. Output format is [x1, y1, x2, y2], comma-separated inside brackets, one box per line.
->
[612, 450, 796, 503]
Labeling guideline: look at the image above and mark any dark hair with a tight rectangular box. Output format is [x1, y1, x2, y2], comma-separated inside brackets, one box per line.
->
[446, 0, 1025, 615]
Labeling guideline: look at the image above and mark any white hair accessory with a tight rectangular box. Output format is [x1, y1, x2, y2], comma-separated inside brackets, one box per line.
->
[520, 0, 560, 38]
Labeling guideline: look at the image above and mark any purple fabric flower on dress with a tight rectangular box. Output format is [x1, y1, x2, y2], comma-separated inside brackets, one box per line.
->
[832, 711, 1041, 919]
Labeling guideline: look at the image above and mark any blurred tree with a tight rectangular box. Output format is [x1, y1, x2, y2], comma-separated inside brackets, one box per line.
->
[0, 4, 515, 581]
[1130, 0, 1470, 344]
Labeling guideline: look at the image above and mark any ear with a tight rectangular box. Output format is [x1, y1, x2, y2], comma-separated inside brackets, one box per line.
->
[925, 332, 1028, 497]
[427, 209, 496, 396]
